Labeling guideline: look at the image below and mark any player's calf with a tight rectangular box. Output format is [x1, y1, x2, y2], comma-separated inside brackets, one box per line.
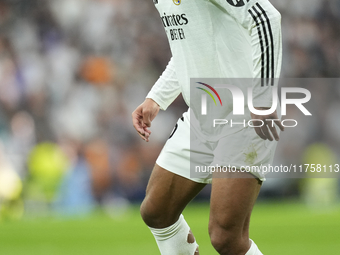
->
[209, 175, 264, 255]
[140, 165, 204, 254]
[140, 195, 200, 254]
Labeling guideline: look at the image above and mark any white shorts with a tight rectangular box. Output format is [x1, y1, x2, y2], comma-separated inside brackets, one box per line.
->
[156, 112, 278, 183]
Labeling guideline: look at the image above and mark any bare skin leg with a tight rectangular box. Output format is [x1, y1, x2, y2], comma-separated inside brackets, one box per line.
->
[141, 164, 206, 254]
[209, 172, 262, 255]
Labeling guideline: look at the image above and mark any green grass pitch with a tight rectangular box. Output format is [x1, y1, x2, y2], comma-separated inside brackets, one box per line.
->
[0, 202, 339, 254]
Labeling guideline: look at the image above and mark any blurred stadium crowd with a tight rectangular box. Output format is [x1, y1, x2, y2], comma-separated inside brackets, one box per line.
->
[0, 0, 339, 218]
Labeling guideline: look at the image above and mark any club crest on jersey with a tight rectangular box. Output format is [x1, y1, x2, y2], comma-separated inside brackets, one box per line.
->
[173, 0, 181, 5]
[226, 0, 249, 7]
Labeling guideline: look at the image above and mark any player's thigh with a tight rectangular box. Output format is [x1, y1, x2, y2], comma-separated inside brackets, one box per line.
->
[141, 163, 206, 228]
[209, 172, 261, 235]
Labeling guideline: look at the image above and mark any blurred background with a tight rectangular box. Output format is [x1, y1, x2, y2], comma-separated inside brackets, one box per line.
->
[0, 0, 339, 254]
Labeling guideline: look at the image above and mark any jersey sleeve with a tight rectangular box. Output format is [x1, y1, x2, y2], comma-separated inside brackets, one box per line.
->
[212, 0, 282, 107]
[146, 57, 181, 110]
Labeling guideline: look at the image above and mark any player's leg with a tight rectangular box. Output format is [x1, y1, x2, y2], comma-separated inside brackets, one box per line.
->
[141, 163, 206, 228]
[209, 172, 263, 255]
[141, 112, 213, 254]
[141, 164, 206, 254]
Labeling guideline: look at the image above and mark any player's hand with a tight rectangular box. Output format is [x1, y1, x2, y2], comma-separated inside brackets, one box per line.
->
[132, 98, 160, 142]
[250, 107, 284, 141]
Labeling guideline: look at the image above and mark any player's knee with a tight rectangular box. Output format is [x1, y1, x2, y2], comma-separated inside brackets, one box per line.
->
[140, 199, 157, 227]
[209, 227, 234, 254]
[209, 222, 247, 255]
[140, 199, 177, 228]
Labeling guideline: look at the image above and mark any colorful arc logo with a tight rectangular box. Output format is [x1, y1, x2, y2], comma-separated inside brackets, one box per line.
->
[173, 0, 181, 5]
[196, 82, 223, 106]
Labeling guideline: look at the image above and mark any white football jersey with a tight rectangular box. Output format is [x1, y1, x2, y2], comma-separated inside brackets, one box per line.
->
[147, 0, 282, 140]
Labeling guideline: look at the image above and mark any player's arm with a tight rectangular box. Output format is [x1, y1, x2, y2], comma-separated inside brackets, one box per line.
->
[132, 57, 181, 142]
[212, 0, 284, 140]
